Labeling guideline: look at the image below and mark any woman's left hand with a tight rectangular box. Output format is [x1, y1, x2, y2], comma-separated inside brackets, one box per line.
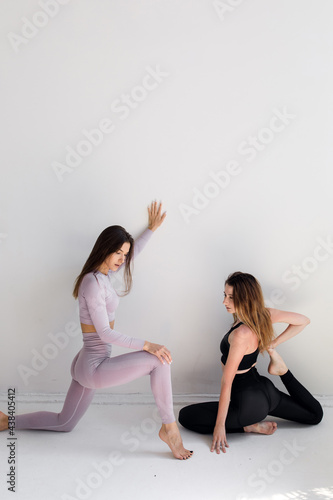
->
[211, 424, 229, 454]
[148, 201, 166, 232]
[143, 341, 172, 365]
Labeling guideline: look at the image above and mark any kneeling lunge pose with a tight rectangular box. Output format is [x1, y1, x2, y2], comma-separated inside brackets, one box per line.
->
[0, 201, 193, 460]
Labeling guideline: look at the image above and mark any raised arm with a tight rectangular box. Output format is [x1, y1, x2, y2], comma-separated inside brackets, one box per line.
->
[267, 308, 310, 348]
[115, 201, 166, 271]
[130, 228, 153, 260]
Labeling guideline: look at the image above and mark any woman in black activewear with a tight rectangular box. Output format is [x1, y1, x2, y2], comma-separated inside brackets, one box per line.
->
[178, 272, 323, 454]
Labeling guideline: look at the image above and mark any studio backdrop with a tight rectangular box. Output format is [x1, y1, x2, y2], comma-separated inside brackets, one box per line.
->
[1, 0, 332, 400]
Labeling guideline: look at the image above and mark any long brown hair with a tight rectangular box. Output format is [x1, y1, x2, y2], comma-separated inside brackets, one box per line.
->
[73, 225, 134, 299]
[225, 271, 274, 352]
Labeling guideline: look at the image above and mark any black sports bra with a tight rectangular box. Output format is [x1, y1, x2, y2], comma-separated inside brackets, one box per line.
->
[220, 322, 259, 370]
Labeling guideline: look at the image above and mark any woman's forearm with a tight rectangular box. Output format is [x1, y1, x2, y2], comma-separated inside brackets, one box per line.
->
[272, 319, 310, 348]
[215, 381, 232, 427]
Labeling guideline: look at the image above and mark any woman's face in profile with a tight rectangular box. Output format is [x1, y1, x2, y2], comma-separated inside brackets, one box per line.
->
[223, 284, 235, 314]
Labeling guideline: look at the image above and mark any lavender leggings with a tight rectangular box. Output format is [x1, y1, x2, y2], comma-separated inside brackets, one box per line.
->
[16, 333, 176, 431]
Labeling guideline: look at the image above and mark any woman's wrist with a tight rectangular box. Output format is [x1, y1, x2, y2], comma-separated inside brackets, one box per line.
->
[269, 339, 278, 349]
[215, 419, 225, 429]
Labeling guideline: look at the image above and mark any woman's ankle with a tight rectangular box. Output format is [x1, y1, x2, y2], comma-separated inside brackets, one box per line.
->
[162, 421, 177, 432]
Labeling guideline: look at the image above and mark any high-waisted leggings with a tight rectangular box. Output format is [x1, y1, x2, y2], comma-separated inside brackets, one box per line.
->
[178, 367, 323, 434]
[15, 343, 176, 431]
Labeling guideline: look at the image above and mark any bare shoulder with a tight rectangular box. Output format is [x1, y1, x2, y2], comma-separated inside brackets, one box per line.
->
[231, 324, 253, 344]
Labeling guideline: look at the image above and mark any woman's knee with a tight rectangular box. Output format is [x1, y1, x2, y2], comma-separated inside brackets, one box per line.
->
[58, 412, 85, 432]
[61, 424, 76, 433]
[179, 403, 217, 434]
[310, 402, 324, 425]
[151, 356, 172, 375]
[178, 406, 189, 427]
[50, 419, 77, 433]
[178, 406, 198, 431]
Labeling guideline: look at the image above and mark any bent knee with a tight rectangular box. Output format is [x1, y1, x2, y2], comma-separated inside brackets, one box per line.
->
[178, 407, 195, 432]
[61, 426, 75, 433]
[178, 405, 215, 435]
[310, 404, 324, 425]
[59, 421, 78, 432]
[150, 355, 171, 372]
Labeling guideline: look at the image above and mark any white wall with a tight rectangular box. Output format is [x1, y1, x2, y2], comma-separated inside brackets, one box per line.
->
[1, 0, 332, 398]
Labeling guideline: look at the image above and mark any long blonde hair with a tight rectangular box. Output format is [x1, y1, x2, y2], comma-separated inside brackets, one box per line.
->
[225, 272, 274, 352]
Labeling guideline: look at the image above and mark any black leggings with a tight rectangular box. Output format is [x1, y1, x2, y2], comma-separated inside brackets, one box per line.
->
[178, 368, 323, 434]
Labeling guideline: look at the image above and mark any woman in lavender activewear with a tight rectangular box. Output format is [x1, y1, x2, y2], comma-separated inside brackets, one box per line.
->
[0, 202, 193, 460]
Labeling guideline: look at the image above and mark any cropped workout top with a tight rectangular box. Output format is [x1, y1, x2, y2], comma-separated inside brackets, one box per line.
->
[220, 322, 259, 370]
[78, 228, 153, 350]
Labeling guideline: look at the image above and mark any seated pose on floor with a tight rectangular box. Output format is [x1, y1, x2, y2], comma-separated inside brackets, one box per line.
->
[179, 271, 323, 454]
[0, 201, 193, 460]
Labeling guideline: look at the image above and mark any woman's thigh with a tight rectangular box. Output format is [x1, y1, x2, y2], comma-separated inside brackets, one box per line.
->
[91, 350, 162, 389]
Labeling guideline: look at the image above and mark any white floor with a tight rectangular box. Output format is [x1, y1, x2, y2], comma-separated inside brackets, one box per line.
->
[0, 401, 332, 500]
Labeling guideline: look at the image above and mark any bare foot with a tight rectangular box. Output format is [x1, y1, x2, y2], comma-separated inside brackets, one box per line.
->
[159, 423, 193, 460]
[267, 348, 288, 376]
[244, 421, 278, 435]
[0, 412, 9, 431]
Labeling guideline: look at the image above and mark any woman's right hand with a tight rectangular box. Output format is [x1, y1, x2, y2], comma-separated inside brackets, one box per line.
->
[143, 341, 172, 365]
[211, 423, 229, 454]
[147, 201, 166, 232]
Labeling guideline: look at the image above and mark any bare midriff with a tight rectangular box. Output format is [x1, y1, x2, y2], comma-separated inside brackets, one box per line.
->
[81, 321, 114, 333]
[221, 361, 257, 375]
